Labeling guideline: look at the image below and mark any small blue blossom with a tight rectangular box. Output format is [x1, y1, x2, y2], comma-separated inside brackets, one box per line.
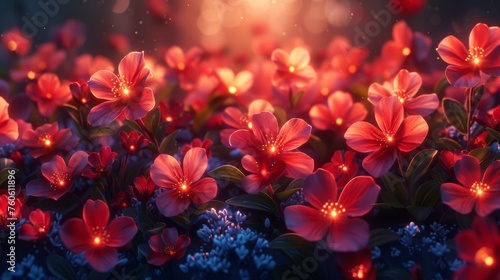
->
[429, 242, 450, 257]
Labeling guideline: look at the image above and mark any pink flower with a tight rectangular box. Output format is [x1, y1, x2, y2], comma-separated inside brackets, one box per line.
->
[0, 97, 19, 146]
[1, 27, 31, 56]
[130, 176, 157, 203]
[181, 138, 213, 158]
[0, 195, 23, 229]
[345, 96, 429, 177]
[229, 111, 313, 179]
[120, 131, 149, 155]
[21, 122, 78, 160]
[271, 47, 316, 91]
[215, 68, 253, 95]
[74, 54, 114, 80]
[309, 91, 368, 133]
[322, 151, 358, 188]
[441, 155, 500, 217]
[240, 155, 286, 194]
[220, 99, 274, 146]
[26, 151, 88, 200]
[69, 80, 94, 105]
[436, 23, 500, 87]
[59, 199, 138, 272]
[55, 19, 86, 50]
[26, 73, 72, 118]
[368, 69, 439, 116]
[87, 52, 155, 125]
[284, 169, 380, 251]
[454, 217, 500, 280]
[19, 209, 51, 241]
[82, 146, 117, 179]
[164, 46, 203, 90]
[150, 148, 217, 217]
[147, 227, 191, 266]
[10, 43, 66, 82]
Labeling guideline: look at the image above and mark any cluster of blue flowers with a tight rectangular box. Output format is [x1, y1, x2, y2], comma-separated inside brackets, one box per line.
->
[180, 208, 276, 280]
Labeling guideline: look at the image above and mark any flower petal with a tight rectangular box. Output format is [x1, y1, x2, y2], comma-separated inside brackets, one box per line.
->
[161, 227, 179, 246]
[302, 169, 338, 210]
[19, 224, 39, 241]
[123, 87, 155, 120]
[251, 111, 279, 145]
[309, 104, 332, 130]
[242, 174, 266, 194]
[190, 177, 218, 205]
[174, 235, 191, 259]
[469, 23, 490, 51]
[150, 154, 183, 188]
[88, 70, 120, 100]
[68, 151, 88, 177]
[441, 183, 476, 214]
[118, 51, 148, 85]
[455, 230, 482, 262]
[445, 65, 479, 88]
[147, 252, 172, 266]
[229, 129, 261, 155]
[221, 107, 245, 129]
[248, 99, 274, 116]
[278, 152, 314, 179]
[284, 205, 329, 242]
[328, 91, 353, 123]
[344, 122, 384, 153]
[289, 47, 310, 69]
[344, 103, 368, 127]
[374, 96, 404, 134]
[362, 147, 397, 178]
[339, 176, 380, 217]
[83, 199, 110, 234]
[85, 246, 118, 273]
[26, 178, 67, 200]
[183, 147, 208, 182]
[483, 160, 500, 190]
[436, 35, 468, 66]
[367, 83, 392, 105]
[156, 190, 190, 217]
[404, 94, 439, 116]
[454, 155, 481, 188]
[394, 70, 422, 99]
[241, 155, 260, 173]
[328, 217, 369, 252]
[475, 191, 500, 217]
[87, 101, 125, 126]
[41, 156, 67, 180]
[105, 217, 137, 247]
[395, 115, 428, 152]
[278, 118, 311, 151]
[59, 218, 92, 253]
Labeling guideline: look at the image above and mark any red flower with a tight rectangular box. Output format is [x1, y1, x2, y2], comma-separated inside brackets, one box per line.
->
[229, 111, 313, 179]
[0, 97, 19, 146]
[10, 43, 66, 82]
[164, 46, 203, 90]
[82, 146, 117, 179]
[147, 227, 191, 266]
[26, 73, 72, 118]
[438, 149, 467, 172]
[74, 54, 114, 80]
[1, 27, 31, 56]
[215, 68, 253, 95]
[220, 99, 274, 147]
[240, 155, 286, 194]
[59, 199, 138, 272]
[436, 23, 500, 87]
[69, 80, 94, 105]
[87, 51, 155, 125]
[0, 195, 23, 229]
[454, 217, 500, 280]
[55, 19, 86, 50]
[441, 155, 500, 217]
[368, 69, 439, 116]
[19, 209, 51, 241]
[21, 122, 78, 160]
[334, 248, 376, 280]
[181, 138, 213, 158]
[322, 151, 358, 188]
[309, 91, 368, 133]
[110, 191, 131, 210]
[120, 131, 149, 155]
[345, 96, 429, 177]
[130, 175, 157, 203]
[150, 148, 217, 217]
[284, 169, 380, 251]
[271, 47, 316, 91]
[26, 151, 88, 200]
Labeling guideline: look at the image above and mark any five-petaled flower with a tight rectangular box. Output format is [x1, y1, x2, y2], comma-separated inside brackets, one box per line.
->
[19, 209, 51, 241]
[147, 227, 191, 266]
[26, 151, 88, 200]
[271, 47, 316, 91]
[215, 67, 253, 95]
[322, 151, 358, 188]
[130, 175, 157, 203]
[21, 122, 78, 161]
[82, 146, 117, 179]
[59, 199, 138, 272]
[284, 169, 380, 251]
[368, 69, 439, 116]
[87, 51, 155, 125]
[345, 96, 429, 177]
[26, 73, 72, 118]
[441, 155, 500, 217]
[150, 147, 217, 217]
[436, 23, 500, 87]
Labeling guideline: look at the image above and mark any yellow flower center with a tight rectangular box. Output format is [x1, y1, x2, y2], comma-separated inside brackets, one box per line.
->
[335, 118, 343, 125]
[177, 62, 185, 71]
[475, 247, 495, 267]
[7, 40, 17, 52]
[228, 85, 237, 94]
[470, 181, 490, 196]
[350, 264, 366, 279]
[321, 201, 346, 218]
[402, 47, 411, 56]
[164, 245, 176, 256]
[466, 46, 485, 66]
[288, 66, 295, 73]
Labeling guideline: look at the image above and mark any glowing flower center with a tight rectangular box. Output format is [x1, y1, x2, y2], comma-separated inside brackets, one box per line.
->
[181, 184, 187, 190]
[466, 46, 485, 65]
[393, 89, 407, 103]
[81, 98, 87, 104]
[44, 139, 51, 146]
[177, 62, 185, 71]
[164, 245, 176, 256]
[247, 121, 253, 129]
[348, 65, 357, 74]
[470, 181, 490, 195]
[94, 237, 101, 244]
[130, 145, 135, 151]
[350, 264, 366, 279]
[228, 85, 237, 94]
[339, 164, 348, 172]
[50, 172, 69, 190]
[175, 177, 190, 198]
[91, 227, 110, 246]
[402, 47, 411, 56]
[475, 247, 495, 267]
[27, 71, 36, 80]
[335, 118, 343, 125]
[38, 226, 46, 233]
[123, 88, 130, 95]
[321, 201, 346, 218]
[321, 87, 329, 96]
[166, 116, 173, 122]
[387, 136, 393, 142]
[7, 40, 17, 51]
[111, 77, 133, 98]
[289, 66, 295, 73]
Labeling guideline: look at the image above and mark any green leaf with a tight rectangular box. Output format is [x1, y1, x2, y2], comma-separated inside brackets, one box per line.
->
[443, 98, 468, 134]
[275, 189, 300, 202]
[469, 147, 491, 162]
[439, 137, 463, 150]
[381, 172, 408, 206]
[286, 179, 302, 190]
[407, 206, 434, 222]
[269, 233, 311, 249]
[405, 149, 437, 185]
[90, 126, 116, 138]
[470, 85, 484, 113]
[366, 229, 400, 247]
[47, 255, 78, 280]
[273, 107, 287, 127]
[145, 107, 161, 135]
[63, 104, 81, 125]
[226, 193, 279, 214]
[308, 134, 328, 160]
[434, 77, 450, 97]
[0, 168, 17, 186]
[486, 127, 500, 142]
[194, 200, 226, 216]
[380, 191, 406, 208]
[415, 181, 440, 207]
[159, 130, 179, 155]
[147, 222, 166, 235]
[207, 164, 245, 186]
[123, 119, 142, 133]
[291, 91, 305, 109]
[90, 183, 106, 202]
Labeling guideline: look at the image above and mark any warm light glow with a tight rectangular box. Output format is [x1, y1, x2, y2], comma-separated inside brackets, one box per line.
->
[228, 85, 237, 94]
[351, 264, 366, 279]
[46, 93, 52, 99]
[58, 180, 65, 186]
[475, 247, 495, 267]
[123, 88, 130, 95]
[288, 66, 295, 73]
[321, 87, 329, 96]
[471, 181, 490, 196]
[402, 47, 411, 56]
[177, 62, 185, 71]
[27, 71, 36, 80]
[477, 189, 483, 195]
[7, 40, 17, 51]
[166, 116, 173, 122]
[387, 136, 393, 142]
[94, 237, 101, 244]
[44, 139, 51, 146]
[247, 122, 253, 129]
[330, 210, 337, 217]
[348, 65, 357, 74]
[130, 145, 135, 150]
[335, 118, 343, 125]
[181, 184, 187, 190]
[81, 98, 87, 104]
[270, 146, 276, 153]
[340, 164, 348, 172]
[474, 57, 480, 65]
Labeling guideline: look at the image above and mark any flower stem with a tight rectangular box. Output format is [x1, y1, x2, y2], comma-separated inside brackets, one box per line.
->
[466, 87, 474, 150]
[396, 151, 411, 205]
[119, 153, 129, 188]
[136, 118, 160, 155]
